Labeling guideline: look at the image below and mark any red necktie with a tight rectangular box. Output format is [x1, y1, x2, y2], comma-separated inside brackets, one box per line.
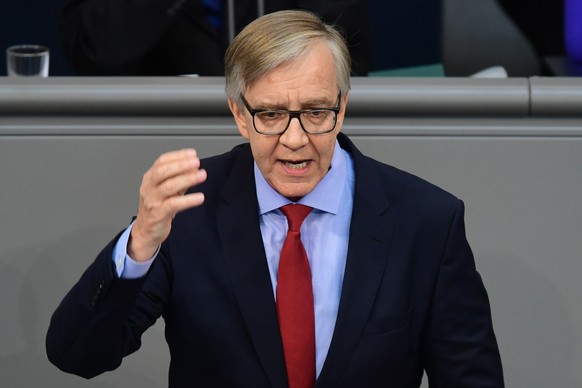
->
[276, 204, 315, 388]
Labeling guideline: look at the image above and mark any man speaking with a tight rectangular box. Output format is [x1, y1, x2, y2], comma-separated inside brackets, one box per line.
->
[47, 10, 504, 388]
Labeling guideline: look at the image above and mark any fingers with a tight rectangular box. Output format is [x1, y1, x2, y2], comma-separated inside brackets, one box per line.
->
[148, 149, 199, 189]
[159, 172, 207, 216]
[143, 149, 204, 195]
[166, 191, 206, 216]
[145, 148, 206, 205]
[130, 149, 207, 260]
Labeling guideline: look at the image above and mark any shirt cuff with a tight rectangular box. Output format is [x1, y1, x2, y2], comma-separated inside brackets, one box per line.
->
[112, 222, 158, 279]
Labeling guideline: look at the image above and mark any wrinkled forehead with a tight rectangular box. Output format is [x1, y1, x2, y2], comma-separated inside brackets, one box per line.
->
[244, 43, 339, 98]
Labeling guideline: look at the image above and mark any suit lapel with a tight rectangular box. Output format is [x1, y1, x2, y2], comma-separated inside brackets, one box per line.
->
[316, 135, 394, 387]
[215, 137, 394, 387]
[216, 147, 288, 388]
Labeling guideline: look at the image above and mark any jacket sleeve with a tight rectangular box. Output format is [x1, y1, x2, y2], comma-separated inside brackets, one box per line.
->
[424, 201, 505, 387]
[45, 233, 169, 378]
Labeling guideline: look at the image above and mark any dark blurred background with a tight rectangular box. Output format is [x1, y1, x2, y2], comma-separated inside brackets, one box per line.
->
[0, 0, 567, 77]
[1, 0, 73, 76]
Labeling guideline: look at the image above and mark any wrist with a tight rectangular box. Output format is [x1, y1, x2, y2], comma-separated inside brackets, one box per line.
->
[128, 228, 159, 262]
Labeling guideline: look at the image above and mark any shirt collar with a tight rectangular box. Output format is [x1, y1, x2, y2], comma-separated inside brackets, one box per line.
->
[255, 139, 347, 215]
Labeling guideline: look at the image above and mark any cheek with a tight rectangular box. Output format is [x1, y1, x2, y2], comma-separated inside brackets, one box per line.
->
[249, 137, 278, 166]
[315, 138, 337, 166]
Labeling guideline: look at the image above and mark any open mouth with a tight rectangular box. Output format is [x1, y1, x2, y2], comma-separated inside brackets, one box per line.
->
[284, 161, 308, 169]
[280, 159, 311, 174]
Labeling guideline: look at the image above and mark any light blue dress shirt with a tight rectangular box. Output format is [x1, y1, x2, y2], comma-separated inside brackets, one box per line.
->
[113, 140, 355, 377]
[255, 141, 354, 376]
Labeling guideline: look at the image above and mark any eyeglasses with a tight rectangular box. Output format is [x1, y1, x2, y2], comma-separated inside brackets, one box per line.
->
[240, 93, 341, 135]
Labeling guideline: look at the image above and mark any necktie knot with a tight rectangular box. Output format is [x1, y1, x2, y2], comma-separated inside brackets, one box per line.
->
[281, 204, 312, 232]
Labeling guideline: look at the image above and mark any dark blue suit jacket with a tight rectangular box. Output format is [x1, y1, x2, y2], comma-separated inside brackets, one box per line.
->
[47, 133, 504, 387]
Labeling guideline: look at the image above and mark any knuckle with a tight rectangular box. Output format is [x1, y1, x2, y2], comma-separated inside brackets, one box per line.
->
[163, 179, 175, 194]
[153, 164, 167, 182]
[141, 198, 154, 212]
[155, 153, 167, 164]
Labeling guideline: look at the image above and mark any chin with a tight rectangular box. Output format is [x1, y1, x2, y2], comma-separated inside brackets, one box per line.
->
[278, 188, 310, 201]
[271, 181, 315, 201]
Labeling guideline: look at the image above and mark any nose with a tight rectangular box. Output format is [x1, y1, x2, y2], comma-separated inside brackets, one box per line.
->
[279, 116, 308, 150]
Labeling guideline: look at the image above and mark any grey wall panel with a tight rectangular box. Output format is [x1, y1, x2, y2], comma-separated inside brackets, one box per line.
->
[0, 137, 243, 388]
[0, 77, 581, 387]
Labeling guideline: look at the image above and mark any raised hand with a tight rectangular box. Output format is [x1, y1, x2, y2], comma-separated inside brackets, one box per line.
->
[129, 149, 207, 261]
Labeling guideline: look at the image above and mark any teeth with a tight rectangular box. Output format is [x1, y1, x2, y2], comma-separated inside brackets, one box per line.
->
[285, 161, 307, 169]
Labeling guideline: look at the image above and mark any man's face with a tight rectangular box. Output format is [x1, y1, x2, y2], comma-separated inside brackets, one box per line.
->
[229, 41, 348, 200]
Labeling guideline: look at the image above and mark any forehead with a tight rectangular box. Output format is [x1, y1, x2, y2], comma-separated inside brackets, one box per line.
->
[245, 42, 338, 105]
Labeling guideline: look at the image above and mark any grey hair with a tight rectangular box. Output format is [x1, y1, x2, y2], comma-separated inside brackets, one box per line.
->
[224, 9, 351, 104]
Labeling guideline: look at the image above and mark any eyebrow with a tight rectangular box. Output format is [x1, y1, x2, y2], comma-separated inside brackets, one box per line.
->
[302, 97, 334, 107]
[252, 96, 335, 110]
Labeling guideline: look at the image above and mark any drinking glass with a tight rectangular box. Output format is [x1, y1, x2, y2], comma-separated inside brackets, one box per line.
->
[6, 45, 49, 77]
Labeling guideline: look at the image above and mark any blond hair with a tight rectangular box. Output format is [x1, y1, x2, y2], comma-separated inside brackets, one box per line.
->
[224, 10, 351, 103]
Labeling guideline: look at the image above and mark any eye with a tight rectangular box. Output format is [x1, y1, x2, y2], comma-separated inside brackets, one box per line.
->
[256, 111, 286, 121]
[303, 110, 328, 120]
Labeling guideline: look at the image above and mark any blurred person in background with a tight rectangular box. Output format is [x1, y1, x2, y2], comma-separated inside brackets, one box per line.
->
[496, 0, 565, 73]
[60, 0, 369, 76]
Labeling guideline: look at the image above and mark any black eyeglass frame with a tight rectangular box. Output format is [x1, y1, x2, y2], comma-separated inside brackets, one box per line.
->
[240, 93, 342, 135]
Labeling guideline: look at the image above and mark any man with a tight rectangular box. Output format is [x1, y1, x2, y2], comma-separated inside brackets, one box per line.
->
[47, 10, 504, 387]
[59, 0, 369, 76]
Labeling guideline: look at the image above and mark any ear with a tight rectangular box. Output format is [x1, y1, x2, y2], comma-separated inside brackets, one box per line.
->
[336, 91, 350, 128]
[339, 91, 349, 115]
[228, 97, 250, 140]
